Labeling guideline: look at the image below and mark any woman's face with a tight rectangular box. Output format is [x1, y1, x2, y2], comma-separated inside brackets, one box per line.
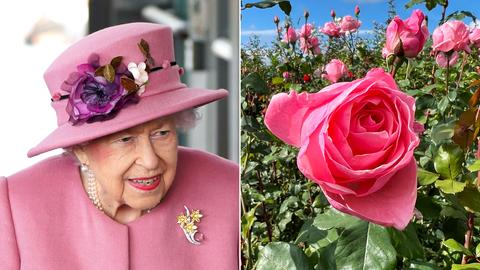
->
[74, 117, 178, 214]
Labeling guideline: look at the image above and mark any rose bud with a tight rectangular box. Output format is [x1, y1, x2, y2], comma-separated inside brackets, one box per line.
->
[331, 9, 336, 18]
[273, 16, 280, 25]
[382, 9, 429, 58]
[355, 5, 360, 16]
[304, 10, 310, 19]
[303, 74, 311, 83]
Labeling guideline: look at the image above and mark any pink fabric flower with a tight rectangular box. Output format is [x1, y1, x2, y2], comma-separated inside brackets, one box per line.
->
[470, 28, 480, 48]
[435, 51, 459, 68]
[432, 20, 471, 53]
[265, 68, 420, 230]
[319, 22, 342, 38]
[339, 15, 361, 34]
[282, 27, 298, 44]
[382, 9, 429, 58]
[322, 59, 349, 83]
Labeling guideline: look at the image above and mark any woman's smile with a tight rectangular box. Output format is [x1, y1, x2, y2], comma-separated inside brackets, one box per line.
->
[127, 174, 162, 192]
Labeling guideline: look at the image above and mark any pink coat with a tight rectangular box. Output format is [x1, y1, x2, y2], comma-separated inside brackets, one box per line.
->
[0, 147, 239, 269]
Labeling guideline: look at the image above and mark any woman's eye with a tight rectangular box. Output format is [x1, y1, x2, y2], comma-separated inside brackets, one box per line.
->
[116, 136, 134, 143]
[151, 130, 170, 138]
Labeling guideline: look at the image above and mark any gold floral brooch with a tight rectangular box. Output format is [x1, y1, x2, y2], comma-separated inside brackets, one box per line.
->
[177, 205, 204, 245]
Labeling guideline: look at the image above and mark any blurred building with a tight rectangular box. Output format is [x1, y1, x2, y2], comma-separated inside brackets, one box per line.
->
[89, 0, 239, 162]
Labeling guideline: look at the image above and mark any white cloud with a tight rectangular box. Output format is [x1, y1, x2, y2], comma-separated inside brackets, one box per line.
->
[241, 29, 277, 36]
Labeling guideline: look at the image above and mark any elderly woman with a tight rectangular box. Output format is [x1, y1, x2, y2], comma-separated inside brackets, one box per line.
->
[0, 23, 238, 269]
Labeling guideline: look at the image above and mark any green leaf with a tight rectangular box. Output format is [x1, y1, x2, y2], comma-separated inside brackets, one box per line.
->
[417, 168, 440, 186]
[279, 196, 300, 213]
[316, 242, 337, 270]
[425, 0, 438, 10]
[435, 179, 466, 194]
[335, 221, 397, 270]
[408, 261, 441, 269]
[242, 72, 269, 94]
[451, 264, 480, 270]
[443, 238, 473, 256]
[405, 0, 426, 9]
[445, 10, 478, 22]
[476, 243, 480, 257]
[313, 208, 360, 230]
[256, 242, 311, 270]
[388, 223, 424, 259]
[272, 77, 284, 85]
[295, 219, 328, 245]
[241, 203, 260, 239]
[278, 1, 291, 16]
[457, 185, 480, 212]
[431, 123, 454, 144]
[438, 96, 449, 114]
[467, 160, 480, 172]
[433, 144, 464, 180]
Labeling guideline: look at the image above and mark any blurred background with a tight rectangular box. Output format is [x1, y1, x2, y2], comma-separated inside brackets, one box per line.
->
[0, 0, 239, 176]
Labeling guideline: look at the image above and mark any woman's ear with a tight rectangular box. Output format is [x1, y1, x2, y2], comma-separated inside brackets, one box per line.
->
[72, 145, 89, 165]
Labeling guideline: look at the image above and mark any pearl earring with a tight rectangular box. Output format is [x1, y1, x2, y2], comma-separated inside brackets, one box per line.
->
[80, 164, 103, 212]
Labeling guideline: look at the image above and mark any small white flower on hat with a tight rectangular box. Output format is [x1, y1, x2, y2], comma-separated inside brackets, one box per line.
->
[128, 62, 149, 95]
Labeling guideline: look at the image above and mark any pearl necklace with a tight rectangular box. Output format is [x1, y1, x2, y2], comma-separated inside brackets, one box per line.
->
[81, 164, 152, 215]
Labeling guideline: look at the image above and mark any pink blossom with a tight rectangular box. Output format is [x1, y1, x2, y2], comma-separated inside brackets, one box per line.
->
[282, 26, 298, 44]
[354, 5, 360, 16]
[330, 9, 336, 18]
[321, 59, 349, 83]
[382, 9, 429, 58]
[300, 36, 321, 55]
[435, 51, 459, 68]
[339, 15, 361, 34]
[265, 68, 419, 230]
[282, 71, 290, 80]
[320, 22, 341, 38]
[300, 23, 314, 38]
[432, 20, 471, 53]
[470, 28, 480, 48]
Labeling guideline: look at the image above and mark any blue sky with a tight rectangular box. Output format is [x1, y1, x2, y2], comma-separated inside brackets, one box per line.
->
[241, 0, 479, 45]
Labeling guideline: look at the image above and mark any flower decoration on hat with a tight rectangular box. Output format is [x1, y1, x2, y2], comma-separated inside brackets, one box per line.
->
[177, 205, 204, 245]
[55, 39, 177, 125]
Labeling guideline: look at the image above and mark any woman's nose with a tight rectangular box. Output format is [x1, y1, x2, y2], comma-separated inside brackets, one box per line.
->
[135, 137, 160, 170]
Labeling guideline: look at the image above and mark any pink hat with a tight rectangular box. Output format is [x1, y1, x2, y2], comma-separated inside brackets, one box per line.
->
[28, 23, 228, 157]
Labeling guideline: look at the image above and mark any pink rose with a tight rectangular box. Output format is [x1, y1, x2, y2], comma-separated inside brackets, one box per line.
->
[300, 36, 321, 55]
[322, 59, 349, 83]
[282, 71, 290, 80]
[265, 68, 420, 230]
[339, 15, 361, 34]
[383, 9, 429, 58]
[300, 23, 313, 38]
[282, 26, 298, 44]
[432, 20, 471, 53]
[435, 51, 459, 68]
[470, 28, 480, 48]
[319, 22, 341, 38]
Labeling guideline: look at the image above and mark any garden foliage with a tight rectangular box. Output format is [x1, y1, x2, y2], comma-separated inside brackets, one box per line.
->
[241, 0, 480, 269]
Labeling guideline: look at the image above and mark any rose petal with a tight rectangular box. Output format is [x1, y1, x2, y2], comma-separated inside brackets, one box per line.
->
[323, 158, 417, 230]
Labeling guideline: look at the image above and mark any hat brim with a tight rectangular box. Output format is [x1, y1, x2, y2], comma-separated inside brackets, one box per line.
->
[27, 87, 228, 157]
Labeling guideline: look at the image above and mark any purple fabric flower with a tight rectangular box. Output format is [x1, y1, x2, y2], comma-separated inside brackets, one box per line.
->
[62, 54, 133, 125]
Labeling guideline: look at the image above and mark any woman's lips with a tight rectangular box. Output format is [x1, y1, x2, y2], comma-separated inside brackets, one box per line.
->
[128, 175, 162, 191]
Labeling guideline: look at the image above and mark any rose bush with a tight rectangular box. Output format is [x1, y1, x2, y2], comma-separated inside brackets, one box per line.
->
[265, 69, 419, 229]
[241, 1, 480, 269]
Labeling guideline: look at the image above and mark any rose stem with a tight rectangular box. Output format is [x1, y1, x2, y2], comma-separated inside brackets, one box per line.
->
[256, 170, 273, 242]
[461, 212, 475, 264]
[455, 52, 468, 91]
